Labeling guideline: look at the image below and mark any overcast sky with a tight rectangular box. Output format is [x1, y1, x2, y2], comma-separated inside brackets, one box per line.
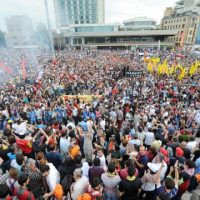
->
[0, 0, 177, 32]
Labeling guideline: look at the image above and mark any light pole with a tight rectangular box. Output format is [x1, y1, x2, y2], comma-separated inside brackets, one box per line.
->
[44, 0, 55, 58]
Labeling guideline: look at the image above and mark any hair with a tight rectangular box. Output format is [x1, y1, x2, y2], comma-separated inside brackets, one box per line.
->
[134, 134, 138, 140]
[156, 152, 164, 162]
[115, 144, 120, 151]
[36, 151, 45, 160]
[107, 163, 116, 173]
[18, 174, 28, 186]
[91, 177, 102, 188]
[138, 127, 143, 132]
[149, 146, 157, 155]
[127, 166, 136, 177]
[73, 168, 82, 178]
[16, 154, 24, 165]
[8, 135, 16, 144]
[0, 184, 10, 198]
[158, 193, 170, 200]
[185, 159, 195, 169]
[121, 139, 128, 147]
[25, 158, 36, 169]
[75, 155, 82, 165]
[93, 157, 100, 166]
[190, 136, 195, 141]
[165, 178, 175, 190]
[40, 165, 50, 173]
[9, 167, 18, 180]
[49, 143, 56, 151]
[124, 159, 133, 168]
[180, 171, 191, 182]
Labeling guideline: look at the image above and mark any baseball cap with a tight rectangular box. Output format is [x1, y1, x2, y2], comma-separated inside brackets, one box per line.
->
[147, 162, 160, 173]
[160, 147, 168, 157]
[176, 147, 184, 157]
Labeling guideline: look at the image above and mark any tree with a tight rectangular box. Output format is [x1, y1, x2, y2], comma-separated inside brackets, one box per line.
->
[0, 30, 6, 47]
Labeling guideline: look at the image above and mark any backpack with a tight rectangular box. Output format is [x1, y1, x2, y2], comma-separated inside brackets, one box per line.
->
[60, 174, 73, 194]
[77, 193, 92, 200]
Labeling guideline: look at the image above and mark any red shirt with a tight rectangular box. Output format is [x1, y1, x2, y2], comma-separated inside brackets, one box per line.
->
[178, 180, 190, 196]
[16, 138, 32, 154]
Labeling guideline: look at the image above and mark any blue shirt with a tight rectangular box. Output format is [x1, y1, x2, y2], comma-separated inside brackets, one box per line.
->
[79, 121, 88, 132]
[157, 185, 178, 199]
[195, 158, 200, 175]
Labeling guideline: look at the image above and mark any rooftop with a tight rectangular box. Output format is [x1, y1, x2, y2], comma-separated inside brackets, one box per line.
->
[123, 17, 156, 24]
[62, 29, 178, 37]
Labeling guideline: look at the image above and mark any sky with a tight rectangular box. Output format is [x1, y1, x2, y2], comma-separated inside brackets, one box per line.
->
[0, 0, 177, 32]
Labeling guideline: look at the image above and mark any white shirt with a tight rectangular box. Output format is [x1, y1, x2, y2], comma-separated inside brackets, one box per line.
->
[71, 176, 89, 200]
[194, 112, 200, 124]
[12, 122, 27, 135]
[144, 132, 155, 146]
[67, 122, 76, 130]
[72, 108, 78, 117]
[152, 161, 167, 181]
[59, 136, 71, 154]
[187, 141, 197, 152]
[97, 155, 107, 171]
[100, 119, 106, 130]
[81, 162, 90, 178]
[46, 163, 60, 191]
[129, 139, 141, 146]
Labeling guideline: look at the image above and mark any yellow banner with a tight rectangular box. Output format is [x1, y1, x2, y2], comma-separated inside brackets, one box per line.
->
[63, 95, 102, 103]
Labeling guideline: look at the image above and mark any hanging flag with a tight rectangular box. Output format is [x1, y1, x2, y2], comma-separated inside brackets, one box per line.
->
[0, 62, 13, 74]
[189, 61, 199, 76]
[147, 63, 153, 73]
[178, 65, 186, 80]
[21, 60, 26, 80]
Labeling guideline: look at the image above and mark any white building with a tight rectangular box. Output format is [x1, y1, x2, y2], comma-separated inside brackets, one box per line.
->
[54, 0, 105, 27]
[5, 15, 38, 48]
[53, 24, 177, 50]
[121, 17, 157, 31]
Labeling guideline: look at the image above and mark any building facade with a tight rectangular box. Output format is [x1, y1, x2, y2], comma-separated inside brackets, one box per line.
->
[161, 0, 200, 47]
[54, 0, 105, 27]
[121, 17, 157, 31]
[53, 24, 177, 50]
[5, 15, 37, 48]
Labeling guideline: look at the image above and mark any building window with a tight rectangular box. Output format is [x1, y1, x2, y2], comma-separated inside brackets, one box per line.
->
[183, 18, 186, 22]
[165, 21, 167, 24]
[189, 30, 193, 35]
[182, 24, 185, 28]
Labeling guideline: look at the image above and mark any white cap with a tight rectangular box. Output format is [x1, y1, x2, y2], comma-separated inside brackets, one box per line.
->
[147, 162, 160, 173]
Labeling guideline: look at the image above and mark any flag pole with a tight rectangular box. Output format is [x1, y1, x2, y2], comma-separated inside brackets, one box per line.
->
[44, 0, 55, 58]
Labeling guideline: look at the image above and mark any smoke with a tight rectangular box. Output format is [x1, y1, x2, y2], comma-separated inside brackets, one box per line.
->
[0, 14, 52, 85]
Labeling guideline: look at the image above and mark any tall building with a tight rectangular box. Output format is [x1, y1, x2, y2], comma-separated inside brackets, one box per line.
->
[161, 0, 200, 47]
[5, 15, 37, 47]
[54, 0, 105, 27]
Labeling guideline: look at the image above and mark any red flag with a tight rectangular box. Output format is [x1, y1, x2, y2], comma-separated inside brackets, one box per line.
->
[0, 62, 13, 74]
[21, 60, 26, 80]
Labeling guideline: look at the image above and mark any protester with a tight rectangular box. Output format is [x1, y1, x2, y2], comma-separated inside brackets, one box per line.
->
[0, 48, 199, 200]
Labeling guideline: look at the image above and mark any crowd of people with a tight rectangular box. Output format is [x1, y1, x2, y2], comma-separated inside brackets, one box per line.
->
[0, 48, 200, 200]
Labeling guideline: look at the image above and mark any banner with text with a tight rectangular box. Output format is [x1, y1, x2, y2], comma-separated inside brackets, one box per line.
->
[63, 95, 103, 103]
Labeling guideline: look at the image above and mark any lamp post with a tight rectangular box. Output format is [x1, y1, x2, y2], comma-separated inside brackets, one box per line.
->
[44, 0, 55, 58]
